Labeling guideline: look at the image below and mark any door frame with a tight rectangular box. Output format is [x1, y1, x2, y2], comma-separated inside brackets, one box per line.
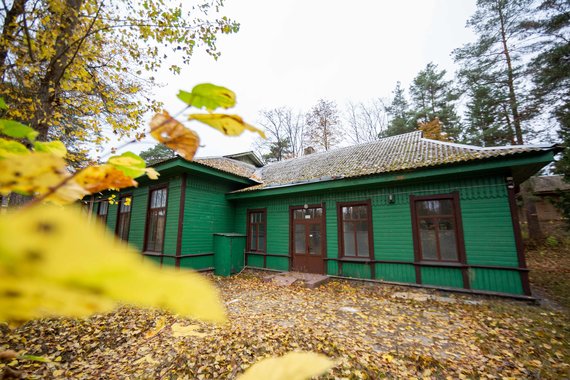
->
[289, 203, 327, 274]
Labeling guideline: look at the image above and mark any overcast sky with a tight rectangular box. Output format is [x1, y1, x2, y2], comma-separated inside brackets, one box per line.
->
[127, 0, 478, 158]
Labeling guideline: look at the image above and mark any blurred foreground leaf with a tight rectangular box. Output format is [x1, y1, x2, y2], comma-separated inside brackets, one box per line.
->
[0, 206, 226, 323]
[238, 352, 334, 380]
[177, 83, 236, 111]
[150, 111, 200, 160]
[190, 113, 266, 138]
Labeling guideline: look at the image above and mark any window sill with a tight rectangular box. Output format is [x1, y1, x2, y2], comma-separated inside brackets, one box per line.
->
[335, 257, 373, 263]
[416, 260, 464, 268]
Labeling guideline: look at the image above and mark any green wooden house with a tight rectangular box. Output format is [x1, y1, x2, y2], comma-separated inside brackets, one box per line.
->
[93, 131, 559, 297]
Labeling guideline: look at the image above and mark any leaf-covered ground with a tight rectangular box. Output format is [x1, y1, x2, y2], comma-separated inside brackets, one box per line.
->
[1, 270, 569, 379]
[527, 242, 570, 310]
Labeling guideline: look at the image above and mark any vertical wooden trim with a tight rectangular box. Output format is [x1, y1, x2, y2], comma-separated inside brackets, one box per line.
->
[507, 177, 532, 296]
[321, 202, 327, 276]
[452, 192, 470, 289]
[289, 206, 294, 272]
[409, 195, 422, 284]
[175, 174, 187, 269]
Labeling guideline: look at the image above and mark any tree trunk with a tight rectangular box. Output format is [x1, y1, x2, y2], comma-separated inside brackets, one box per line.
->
[498, 1, 524, 145]
[0, 0, 26, 81]
[30, 0, 84, 140]
[525, 198, 543, 241]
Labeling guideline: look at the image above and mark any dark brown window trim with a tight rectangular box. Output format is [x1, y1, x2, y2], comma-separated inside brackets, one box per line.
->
[246, 208, 267, 253]
[337, 200, 374, 259]
[143, 185, 169, 264]
[115, 193, 132, 241]
[410, 192, 469, 289]
[336, 200, 374, 278]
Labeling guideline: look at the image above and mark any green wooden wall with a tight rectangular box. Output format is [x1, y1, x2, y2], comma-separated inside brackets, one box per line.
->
[101, 177, 182, 267]
[98, 169, 526, 295]
[233, 174, 526, 295]
[179, 175, 238, 270]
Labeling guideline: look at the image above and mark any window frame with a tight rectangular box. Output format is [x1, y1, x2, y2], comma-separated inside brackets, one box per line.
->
[144, 185, 168, 253]
[337, 200, 374, 259]
[246, 208, 267, 253]
[115, 193, 132, 242]
[97, 199, 109, 224]
[410, 192, 466, 264]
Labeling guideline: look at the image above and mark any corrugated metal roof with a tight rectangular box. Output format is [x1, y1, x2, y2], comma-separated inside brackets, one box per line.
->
[232, 131, 555, 192]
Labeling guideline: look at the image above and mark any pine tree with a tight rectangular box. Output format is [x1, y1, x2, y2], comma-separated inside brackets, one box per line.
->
[408, 63, 461, 140]
[385, 82, 414, 137]
[522, 0, 570, 224]
[454, 0, 535, 145]
[464, 85, 513, 146]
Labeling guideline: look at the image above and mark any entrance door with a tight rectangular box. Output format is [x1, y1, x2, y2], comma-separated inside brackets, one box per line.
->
[291, 206, 325, 274]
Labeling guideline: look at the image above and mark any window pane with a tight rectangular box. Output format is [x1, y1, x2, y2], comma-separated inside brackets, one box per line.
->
[294, 209, 304, 220]
[250, 224, 257, 250]
[356, 205, 367, 219]
[308, 224, 321, 255]
[99, 201, 108, 215]
[417, 199, 453, 216]
[439, 218, 458, 261]
[342, 206, 351, 219]
[258, 224, 266, 251]
[343, 222, 356, 256]
[315, 208, 322, 218]
[295, 224, 306, 254]
[356, 221, 369, 257]
[419, 219, 437, 260]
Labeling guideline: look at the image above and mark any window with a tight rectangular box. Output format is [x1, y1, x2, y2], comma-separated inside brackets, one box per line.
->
[97, 200, 108, 224]
[145, 187, 167, 252]
[247, 209, 266, 252]
[116, 195, 132, 241]
[412, 194, 463, 262]
[338, 201, 373, 258]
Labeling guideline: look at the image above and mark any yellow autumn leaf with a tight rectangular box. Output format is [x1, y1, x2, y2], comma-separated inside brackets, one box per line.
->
[189, 113, 266, 139]
[238, 352, 334, 380]
[0, 153, 67, 196]
[107, 152, 146, 178]
[145, 316, 167, 339]
[0, 206, 226, 323]
[0, 138, 29, 158]
[150, 111, 200, 160]
[145, 167, 160, 180]
[33, 141, 67, 158]
[171, 323, 207, 338]
[44, 180, 90, 205]
[75, 165, 138, 193]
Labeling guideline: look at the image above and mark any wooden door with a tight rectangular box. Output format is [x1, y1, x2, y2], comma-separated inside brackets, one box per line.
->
[291, 206, 325, 274]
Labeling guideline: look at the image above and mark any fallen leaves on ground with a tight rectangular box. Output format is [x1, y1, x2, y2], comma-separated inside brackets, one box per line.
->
[1, 270, 569, 379]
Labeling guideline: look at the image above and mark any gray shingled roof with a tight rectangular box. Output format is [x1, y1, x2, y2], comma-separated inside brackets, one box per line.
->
[193, 157, 260, 181]
[232, 131, 554, 192]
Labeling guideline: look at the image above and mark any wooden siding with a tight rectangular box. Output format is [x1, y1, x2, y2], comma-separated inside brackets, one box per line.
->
[180, 175, 237, 269]
[234, 174, 526, 295]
